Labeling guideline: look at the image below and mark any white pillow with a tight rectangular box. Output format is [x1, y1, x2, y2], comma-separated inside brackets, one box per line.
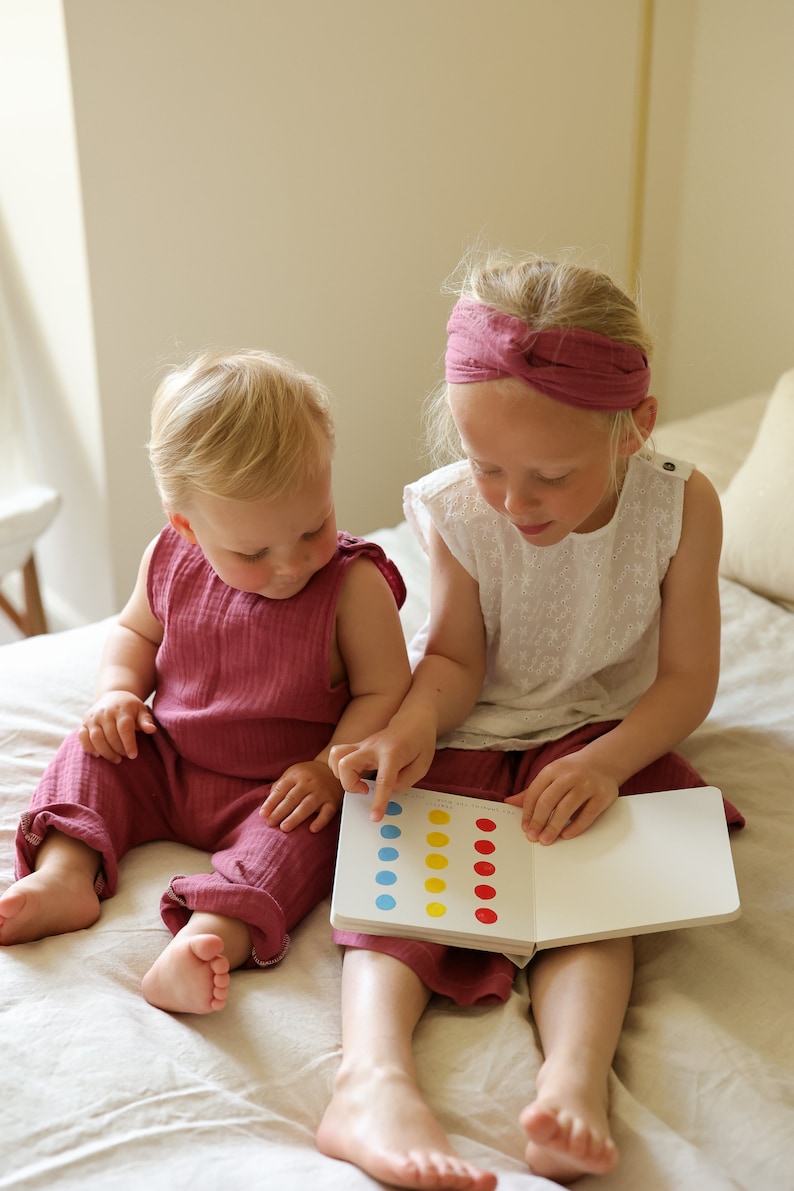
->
[719, 368, 794, 610]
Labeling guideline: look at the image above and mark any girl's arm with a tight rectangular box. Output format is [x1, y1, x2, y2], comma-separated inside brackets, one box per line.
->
[513, 469, 723, 843]
[329, 525, 487, 818]
[78, 538, 164, 763]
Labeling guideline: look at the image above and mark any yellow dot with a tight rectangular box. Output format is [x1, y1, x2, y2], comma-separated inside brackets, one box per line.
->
[425, 877, 446, 893]
[425, 902, 447, 918]
[428, 809, 451, 825]
[426, 831, 450, 848]
[425, 853, 448, 870]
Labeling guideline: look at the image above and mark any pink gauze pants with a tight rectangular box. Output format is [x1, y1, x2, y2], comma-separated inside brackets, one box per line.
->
[17, 728, 339, 968]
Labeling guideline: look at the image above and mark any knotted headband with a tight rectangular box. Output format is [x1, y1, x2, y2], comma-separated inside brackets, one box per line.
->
[445, 298, 650, 411]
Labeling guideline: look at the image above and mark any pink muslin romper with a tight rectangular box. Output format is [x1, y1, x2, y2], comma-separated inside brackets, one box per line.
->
[17, 527, 405, 967]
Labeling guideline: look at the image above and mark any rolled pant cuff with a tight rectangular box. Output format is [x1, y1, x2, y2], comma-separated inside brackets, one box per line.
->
[160, 875, 290, 970]
[16, 808, 118, 896]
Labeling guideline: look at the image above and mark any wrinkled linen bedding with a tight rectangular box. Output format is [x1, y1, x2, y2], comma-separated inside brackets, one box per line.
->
[1, 393, 792, 1190]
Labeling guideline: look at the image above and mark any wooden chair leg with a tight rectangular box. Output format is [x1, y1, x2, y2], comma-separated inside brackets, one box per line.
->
[0, 555, 49, 637]
[0, 587, 25, 634]
[22, 555, 48, 635]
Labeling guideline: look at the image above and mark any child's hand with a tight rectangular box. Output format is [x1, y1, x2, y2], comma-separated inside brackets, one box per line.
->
[79, 692, 157, 762]
[505, 754, 620, 844]
[259, 761, 343, 833]
[329, 725, 436, 822]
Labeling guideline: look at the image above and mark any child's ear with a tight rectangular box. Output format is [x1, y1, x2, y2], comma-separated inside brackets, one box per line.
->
[167, 511, 199, 544]
[619, 395, 658, 456]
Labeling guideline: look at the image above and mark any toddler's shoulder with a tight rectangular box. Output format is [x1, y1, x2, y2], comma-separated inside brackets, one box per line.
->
[335, 533, 407, 609]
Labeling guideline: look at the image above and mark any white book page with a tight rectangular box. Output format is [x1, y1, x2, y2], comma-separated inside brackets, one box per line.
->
[533, 786, 740, 947]
[332, 784, 539, 952]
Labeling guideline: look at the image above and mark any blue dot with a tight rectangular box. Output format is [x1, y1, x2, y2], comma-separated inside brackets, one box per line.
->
[385, 801, 403, 816]
[380, 824, 401, 839]
[375, 894, 397, 911]
[378, 847, 399, 861]
[375, 870, 397, 885]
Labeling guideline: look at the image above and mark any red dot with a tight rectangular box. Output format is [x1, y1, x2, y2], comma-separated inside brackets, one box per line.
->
[473, 860, 495, 876]
[474, 884, 496, 900]
[475, 907, 498, 924]
[475, 818, 496, 832]
[474, 839, 495, 854]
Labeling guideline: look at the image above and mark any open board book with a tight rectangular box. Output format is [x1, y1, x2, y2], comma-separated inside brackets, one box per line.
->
[331, 783, 740, 958]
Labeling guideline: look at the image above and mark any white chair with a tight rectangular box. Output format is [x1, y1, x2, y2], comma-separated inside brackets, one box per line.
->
[0, 483, 60, 636]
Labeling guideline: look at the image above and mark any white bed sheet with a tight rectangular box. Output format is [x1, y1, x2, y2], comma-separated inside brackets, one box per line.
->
[1, 394, 793, 1190]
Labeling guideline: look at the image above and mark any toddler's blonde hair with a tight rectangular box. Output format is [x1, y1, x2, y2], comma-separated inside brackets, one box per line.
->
[149, 348, 335, 511]
[426, 249, 654, 469]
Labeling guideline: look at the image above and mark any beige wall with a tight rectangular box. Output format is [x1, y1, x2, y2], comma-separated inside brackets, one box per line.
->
[0, 0, 113, 623]
[655, 0, 794, 419]
[2, 0, 643, 619]
[641, 0, 794, 422]
[2, 0, 791, 626]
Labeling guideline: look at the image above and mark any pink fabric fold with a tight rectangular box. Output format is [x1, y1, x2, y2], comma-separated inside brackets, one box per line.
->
[445, 298, 650, 411]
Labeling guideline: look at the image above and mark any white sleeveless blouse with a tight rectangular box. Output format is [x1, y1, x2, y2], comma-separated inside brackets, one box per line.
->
[404, 450, 692, 751]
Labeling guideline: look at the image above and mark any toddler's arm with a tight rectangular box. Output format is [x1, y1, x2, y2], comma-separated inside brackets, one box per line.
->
[79, 539, 164, 763]
[509, 469, 723, 843]
[260, 556, 412, 832]
[330, 526, 487, 820]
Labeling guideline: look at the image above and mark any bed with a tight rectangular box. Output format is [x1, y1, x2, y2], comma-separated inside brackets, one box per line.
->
[2, 375, 793, 1190]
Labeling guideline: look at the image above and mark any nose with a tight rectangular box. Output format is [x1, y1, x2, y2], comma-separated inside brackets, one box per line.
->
[271, 545, 307, 579]
[503, 480, 541, 518]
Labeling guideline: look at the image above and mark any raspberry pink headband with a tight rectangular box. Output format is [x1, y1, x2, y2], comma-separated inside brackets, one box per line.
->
[445, 298, 650, 411]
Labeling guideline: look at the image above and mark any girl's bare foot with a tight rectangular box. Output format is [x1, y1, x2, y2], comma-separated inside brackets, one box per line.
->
[520, 1066, 618, 1184]
[317, 1062, 497, 1191]
[142, 932, 231, 1014]
[0, 869, 100, 944]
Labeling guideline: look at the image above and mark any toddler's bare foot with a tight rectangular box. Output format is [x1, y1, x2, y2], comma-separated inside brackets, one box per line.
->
[520, 1070, 618, 1184]
[0, 870, 100, 945]
[141, 932, 231, 1014]
[317, 1063, 497, 1191]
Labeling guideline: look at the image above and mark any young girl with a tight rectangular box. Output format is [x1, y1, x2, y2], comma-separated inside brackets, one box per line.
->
[0, 348, 411, 1016]
[318, 252, 744, 1188]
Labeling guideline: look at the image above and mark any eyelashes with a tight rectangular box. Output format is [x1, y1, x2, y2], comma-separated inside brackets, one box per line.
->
[470, 460, 571, 487]
[237, 523, 326, 563]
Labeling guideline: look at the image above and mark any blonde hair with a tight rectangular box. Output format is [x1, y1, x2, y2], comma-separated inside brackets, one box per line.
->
[148, 348, 335, 510]
[425, 249, 654, 471]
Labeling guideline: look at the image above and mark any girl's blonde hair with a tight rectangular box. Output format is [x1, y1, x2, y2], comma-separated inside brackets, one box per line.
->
[425, 249, 654, 469]
[148, 348, 335, 511]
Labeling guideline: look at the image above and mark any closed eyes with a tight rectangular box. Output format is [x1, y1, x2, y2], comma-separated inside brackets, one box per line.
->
[236, 521, 327, 563]
[470, 459, 571, 486]
[469, 460, 499, 478]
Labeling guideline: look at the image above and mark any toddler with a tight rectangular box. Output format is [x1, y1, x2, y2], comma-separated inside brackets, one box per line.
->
[0, 348, 411, 1016]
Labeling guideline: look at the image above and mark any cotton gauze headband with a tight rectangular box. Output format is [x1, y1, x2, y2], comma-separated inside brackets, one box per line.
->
[445, 298, 650, 411]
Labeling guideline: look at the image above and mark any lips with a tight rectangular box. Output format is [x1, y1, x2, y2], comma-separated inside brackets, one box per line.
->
[514, 521, 552, 537]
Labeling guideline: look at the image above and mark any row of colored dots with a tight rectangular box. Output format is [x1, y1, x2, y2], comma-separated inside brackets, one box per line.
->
[423, 808, 451, 917]
[373, 802, 456, 918]
[374, 801, 403, 910]
[473, 818, 498, 924]
[371, 804, 501, 929]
